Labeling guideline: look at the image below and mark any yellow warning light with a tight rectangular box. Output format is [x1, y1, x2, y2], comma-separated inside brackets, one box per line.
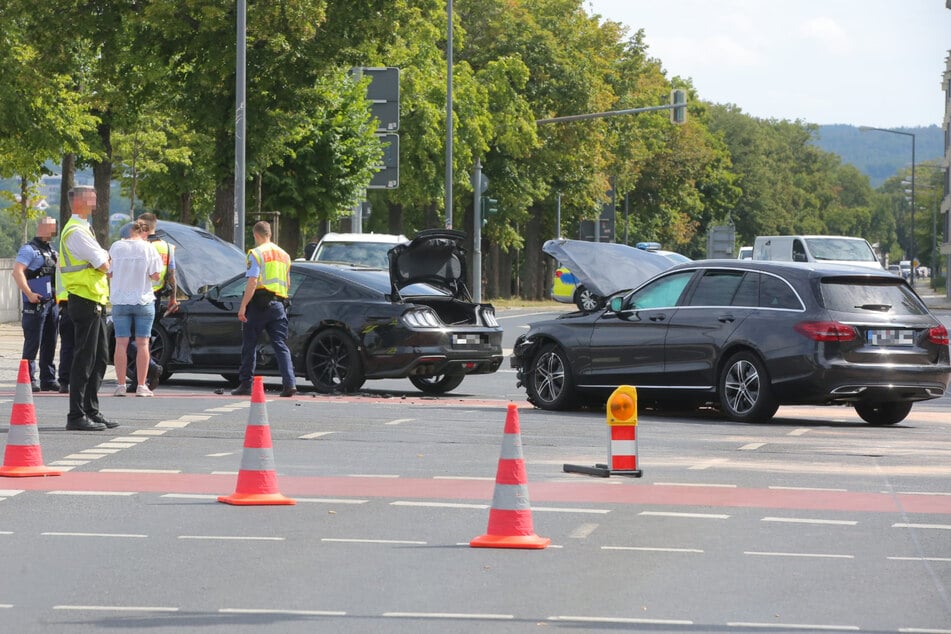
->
[606, 385, 638, 426]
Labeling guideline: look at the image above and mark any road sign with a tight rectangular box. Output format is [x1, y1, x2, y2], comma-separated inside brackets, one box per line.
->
[356, 67, 400, 132]
[369, 133, 399, 190]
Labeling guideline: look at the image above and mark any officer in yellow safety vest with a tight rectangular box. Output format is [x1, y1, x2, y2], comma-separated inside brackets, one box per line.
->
[59, 185, 117, 431]
[54, 266, 73, 393]
[230, 221, 296, 398]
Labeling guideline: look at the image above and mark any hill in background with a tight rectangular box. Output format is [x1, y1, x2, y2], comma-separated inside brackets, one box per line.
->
[814, 124, 944, 187]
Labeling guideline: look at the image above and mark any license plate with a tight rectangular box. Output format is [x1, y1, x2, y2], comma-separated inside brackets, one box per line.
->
[866, 329, 915, 346]
[453, 333, 484, 346]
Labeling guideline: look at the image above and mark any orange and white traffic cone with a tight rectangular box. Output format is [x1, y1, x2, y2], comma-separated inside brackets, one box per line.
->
[470, 403, 549, 549]
[0, 359, 61, 478]
[218, 376, 295, 506]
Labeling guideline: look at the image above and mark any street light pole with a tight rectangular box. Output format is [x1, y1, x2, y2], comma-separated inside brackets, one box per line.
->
[860, 126, 915, 284]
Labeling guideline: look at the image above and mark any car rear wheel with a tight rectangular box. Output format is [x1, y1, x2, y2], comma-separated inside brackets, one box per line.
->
[526, 343, 575, 410]
[305, 328, 366, 393]
[126, 324, 173, 383]
[573, 286, 603, 312]
[718, 351, 779, 422]
[854, 402, 912, 426]
[410, 373, 465, 394]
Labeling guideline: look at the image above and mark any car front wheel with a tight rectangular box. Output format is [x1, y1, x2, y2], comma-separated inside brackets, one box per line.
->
[718, 351, 778, 422]
[574, 286, 603, 312]
[305, 328, 366, 393]
[854, 402, 912, 426]
[410, 373, 465, 394]
[525, 343, 575, 410]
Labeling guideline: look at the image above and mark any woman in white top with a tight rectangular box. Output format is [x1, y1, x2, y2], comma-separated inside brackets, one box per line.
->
[109, 220, 162, 396]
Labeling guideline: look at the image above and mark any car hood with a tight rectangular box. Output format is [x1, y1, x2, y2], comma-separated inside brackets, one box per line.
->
[388, 229, 470, 300]
[543, 239, 675, 298]
[154, 220, 247, 297]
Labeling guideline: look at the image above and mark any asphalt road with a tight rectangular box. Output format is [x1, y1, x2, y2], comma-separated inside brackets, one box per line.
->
[0, 307, 949, 633]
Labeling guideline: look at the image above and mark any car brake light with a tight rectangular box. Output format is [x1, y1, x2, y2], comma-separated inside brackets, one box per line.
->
[794, 321, 858, 342]
[928, 325, 949, 346]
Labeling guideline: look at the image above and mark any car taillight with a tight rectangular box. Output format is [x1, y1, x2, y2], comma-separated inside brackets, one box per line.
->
[928, 325, 949, 346]
[794, 321, 858, 342]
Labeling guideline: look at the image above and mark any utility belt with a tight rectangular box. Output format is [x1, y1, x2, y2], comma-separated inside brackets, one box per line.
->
[250, 289, 283, 310]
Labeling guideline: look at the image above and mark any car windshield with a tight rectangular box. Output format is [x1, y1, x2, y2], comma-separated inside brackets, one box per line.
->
[315, 241, 393, 268]
[804, 237, 877, 262]
[820, 278, 928, 315]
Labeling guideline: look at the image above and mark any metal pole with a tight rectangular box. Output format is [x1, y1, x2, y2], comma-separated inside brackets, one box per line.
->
[555, 193, 561, 239]
[473, 159, 482, 303]
[234, 0, 246, 251]
[911, 137, 916, 287]
[445, 0, 453, 229]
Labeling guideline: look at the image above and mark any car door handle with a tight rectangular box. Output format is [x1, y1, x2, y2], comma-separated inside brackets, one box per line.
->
[649, 314, 666, 322]
[718, 314, 735, 323]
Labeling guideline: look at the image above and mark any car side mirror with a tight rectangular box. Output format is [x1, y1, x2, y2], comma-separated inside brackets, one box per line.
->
[609, 296, 624, 312]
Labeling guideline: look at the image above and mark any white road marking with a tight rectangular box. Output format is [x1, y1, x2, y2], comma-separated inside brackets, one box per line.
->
[787, 428, 812, 436]
[888, 556, 951, 562]
[640, 511, 730, 519]
[655, 482, 737, 488]
[65, 454, 105, 460]
[898, 628, 951, 633]
[156, 420, 190, 428]
[550, 616, 693, 625]
[348, 474, 399, 478]
[744, 551, 854, 559]
[769, 486, 847, 492]
[893, 523, 951, 530]
[762, 517, 858, 526]
[322, 538, 426, 545]
[299, 432, 334, 439]
[50, 461, 88, 467]
[205, 452, 234, 457]
[383, 612, 513, 620]
[728, 622, 858, 631]
[385, 418, 414, 425]
[85, 448, 121, 454]
[569, 523, 599, 539]
[533, 506, 611, 514]
[110, 437, 149, 443]
[602, 546, 703, 553]
[178, 415, 212, 421]
[434, 476, 495, 481]
[0, 490, 23, 497]
[219, 608, 345, 616]
[178, 535, 285, 541]
[46, 491, 136, 497]
[205, 407, 240, 412]
[211, 471, 239, 475]
[890, 491, 951, 496]
[391, 501, 487, 509]
[739, 442, 766, 450]
[42, 532, 146, 538]
[688, 458, 730, 470]
[294, 498, 368, 504]
[95, 443, 137, 449]
[131, 429, 167, 435]
[53, 605, 178, 612]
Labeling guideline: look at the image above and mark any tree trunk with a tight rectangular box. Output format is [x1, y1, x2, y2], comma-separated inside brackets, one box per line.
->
[59, 154, 75, 228]
[523, 209, 545, 300]
[179, 191, 193, 225]
[92, 121, 112, 246]
[212, 180, 236, 244]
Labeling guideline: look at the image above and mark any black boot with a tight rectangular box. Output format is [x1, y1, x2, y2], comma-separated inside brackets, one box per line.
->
[230, 382, 252, 396]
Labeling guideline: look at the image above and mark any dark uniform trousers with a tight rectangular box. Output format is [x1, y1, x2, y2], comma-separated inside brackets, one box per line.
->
[21, 299, 58, 386]
[57, 301, 74, 388]
[67, 294, 108, 423]
[237, 298, 294, 388]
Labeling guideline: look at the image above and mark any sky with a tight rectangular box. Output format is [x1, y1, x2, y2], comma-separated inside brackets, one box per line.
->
[585, 0, 951, 128]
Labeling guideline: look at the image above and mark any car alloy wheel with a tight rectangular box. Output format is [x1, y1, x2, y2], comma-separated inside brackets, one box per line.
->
[526, 344, 575, 410]
[409, 373, 466, 394]
[305, 328, 366, 393]
[719, 351, 778, 422]
[574, 286, 603, 312]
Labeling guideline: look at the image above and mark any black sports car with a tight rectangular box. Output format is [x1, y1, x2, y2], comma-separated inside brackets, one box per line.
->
[513, 259, 951, 425]
[149, 229, 504, 394]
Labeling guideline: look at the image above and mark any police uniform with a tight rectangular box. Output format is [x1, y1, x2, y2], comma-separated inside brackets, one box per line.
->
[234, 242, 295, 395]
[15, 236, 59, 391]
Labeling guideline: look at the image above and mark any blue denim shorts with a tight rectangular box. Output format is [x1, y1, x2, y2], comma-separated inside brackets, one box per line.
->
[111, 303, 156, 339]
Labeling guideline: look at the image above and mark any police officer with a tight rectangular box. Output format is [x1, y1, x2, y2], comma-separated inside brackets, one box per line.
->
[12, 216, 60, 392]
[59, 185, 117, 431]
[231, 221, 296, 397]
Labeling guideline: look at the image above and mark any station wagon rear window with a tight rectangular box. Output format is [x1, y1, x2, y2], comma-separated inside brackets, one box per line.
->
[820, 278, 928, 315]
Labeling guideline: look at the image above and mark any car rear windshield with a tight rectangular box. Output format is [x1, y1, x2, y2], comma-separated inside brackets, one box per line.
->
[820, 278, 928, 315]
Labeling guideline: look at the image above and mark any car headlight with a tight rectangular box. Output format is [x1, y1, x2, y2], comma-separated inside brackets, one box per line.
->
[480, 307, 499, 328]
[402, 308, 442, 328]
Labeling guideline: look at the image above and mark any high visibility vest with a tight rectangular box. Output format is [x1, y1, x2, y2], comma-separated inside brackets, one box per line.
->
[150, 239, 174, 292]
[58, 218, 109, 304]
[249, 242, 290, 298]
[54, 265, 68, 303]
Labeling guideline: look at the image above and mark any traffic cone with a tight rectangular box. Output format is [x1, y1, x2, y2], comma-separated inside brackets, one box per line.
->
[0, 359, 61, 477]
[218, 376, 295, 506]
[470, 403, 549, 549]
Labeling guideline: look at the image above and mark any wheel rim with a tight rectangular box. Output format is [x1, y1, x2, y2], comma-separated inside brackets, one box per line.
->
[724, 359, 760, 415]
[533, 350, 566, 404]
[579, 290, 598, 311]
[309, 335, 350, 388]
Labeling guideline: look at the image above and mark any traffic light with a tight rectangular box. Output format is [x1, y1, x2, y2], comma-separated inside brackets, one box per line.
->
[670, 88, 687, 125]
[481, 197, 499, 224]
[606, 385, 638, 426]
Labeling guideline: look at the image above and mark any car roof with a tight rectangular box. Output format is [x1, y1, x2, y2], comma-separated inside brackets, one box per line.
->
[667, 258, 901, 280]
[317, 232, 408, 244]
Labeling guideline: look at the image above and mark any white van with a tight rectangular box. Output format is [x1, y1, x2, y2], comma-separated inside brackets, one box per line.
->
[752, 235, 883, 270]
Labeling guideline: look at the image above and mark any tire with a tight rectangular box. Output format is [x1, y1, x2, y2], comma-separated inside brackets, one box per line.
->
[410, 373, 465, 395]
[305, 328, 366, 393]
[574, 286, 603, 312]
[718, 351, 779, 423]
[525, 343, 576, 410]
[854, 402, 912, 426]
